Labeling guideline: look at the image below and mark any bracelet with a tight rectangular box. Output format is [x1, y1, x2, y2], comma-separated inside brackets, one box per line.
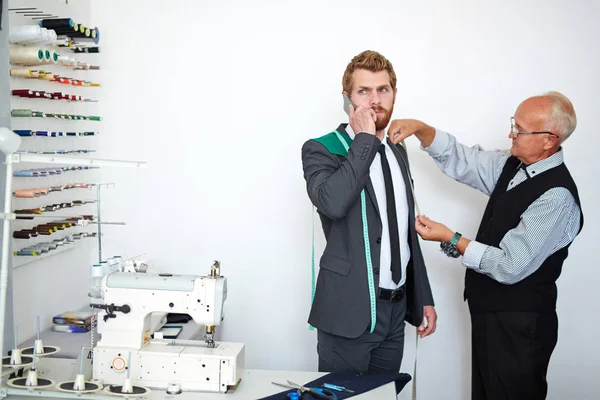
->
[440, 232, 462, 258]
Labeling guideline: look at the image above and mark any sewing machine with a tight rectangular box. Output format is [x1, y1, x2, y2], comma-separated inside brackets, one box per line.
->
[91, 262, 245, 393]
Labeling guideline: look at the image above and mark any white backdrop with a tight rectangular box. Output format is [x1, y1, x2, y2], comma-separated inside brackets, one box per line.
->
[89, 1, 600, 398]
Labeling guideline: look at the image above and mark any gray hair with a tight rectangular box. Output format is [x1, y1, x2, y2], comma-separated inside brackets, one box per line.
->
[543, 91, 577, 143]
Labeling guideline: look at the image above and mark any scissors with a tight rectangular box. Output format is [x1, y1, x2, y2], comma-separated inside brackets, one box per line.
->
[271, 380, 338, 400]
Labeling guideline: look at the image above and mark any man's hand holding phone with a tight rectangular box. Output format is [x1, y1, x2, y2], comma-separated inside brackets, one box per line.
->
[345, 95, 377, 136]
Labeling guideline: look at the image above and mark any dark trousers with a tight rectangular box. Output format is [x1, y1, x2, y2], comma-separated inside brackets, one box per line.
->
[317, 296, 406, 374]
[471, 311, 558, 400]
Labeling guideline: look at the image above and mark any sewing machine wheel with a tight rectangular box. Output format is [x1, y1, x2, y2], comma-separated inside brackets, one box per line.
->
[1, 355, 34, 368]
[56, 380, 103, 394]
[7, 377, 55, 389]
[104, 384, 151, 397]
[21, 345, 61, 356]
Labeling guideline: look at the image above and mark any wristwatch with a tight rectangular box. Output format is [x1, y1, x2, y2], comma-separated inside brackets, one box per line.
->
[440, 232, 462, 258]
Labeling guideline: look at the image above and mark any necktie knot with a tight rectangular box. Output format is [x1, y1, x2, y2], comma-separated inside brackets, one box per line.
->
[378, 143, 386, 155]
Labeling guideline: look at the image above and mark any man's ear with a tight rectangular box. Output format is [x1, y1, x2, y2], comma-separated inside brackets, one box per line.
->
[545, 135, 559, 150]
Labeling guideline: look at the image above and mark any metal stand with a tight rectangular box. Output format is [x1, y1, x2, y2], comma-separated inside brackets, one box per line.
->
[95, 183, 115, 263]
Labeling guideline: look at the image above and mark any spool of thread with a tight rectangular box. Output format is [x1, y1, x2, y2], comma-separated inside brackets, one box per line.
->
[72, 27, 100, 45]
[73, 47, 99, 54]
[52, 22, 79, 36]
[10, 47, 44, 66]
[91, 263, 105, 278]
[43, 49, 59, 64]
[11, 109, 32, 117]
[48, 51, 59, 64]
[13, 231, 34, 239]
[39, 18, 73, 31]
[14, 208, 42, 215]
[10, 68, 34, 78]
[9, 25, 42, 44]
[19, 28, 57, 46]
[11, 89, 34, 98]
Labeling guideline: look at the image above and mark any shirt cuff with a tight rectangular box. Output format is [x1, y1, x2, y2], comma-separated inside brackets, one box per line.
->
[421, 129, 449, 157]
[462, 241, 488, 270]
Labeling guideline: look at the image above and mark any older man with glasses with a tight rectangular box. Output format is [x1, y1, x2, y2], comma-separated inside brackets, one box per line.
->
[386, 91, 584, 400]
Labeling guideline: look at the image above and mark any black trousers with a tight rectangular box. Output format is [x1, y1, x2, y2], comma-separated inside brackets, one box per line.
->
[317, 296, 406, 374]
[471, 311, 558, 400]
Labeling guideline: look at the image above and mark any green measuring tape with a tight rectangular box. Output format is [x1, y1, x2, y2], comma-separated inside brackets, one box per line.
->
[310, 130, 422, 399]
[310, 131, 377, 333]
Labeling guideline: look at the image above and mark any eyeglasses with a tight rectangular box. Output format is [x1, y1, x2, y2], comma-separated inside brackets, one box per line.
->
[510, 117, 558, 138]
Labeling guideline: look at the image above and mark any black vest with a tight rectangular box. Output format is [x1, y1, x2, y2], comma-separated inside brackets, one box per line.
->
[465, 155, 584, 313]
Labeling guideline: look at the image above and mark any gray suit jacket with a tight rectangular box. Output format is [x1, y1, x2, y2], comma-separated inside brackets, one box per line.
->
[302, 124, 435, 339]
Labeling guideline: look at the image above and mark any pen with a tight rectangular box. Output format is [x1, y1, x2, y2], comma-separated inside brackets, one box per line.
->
[322, 383, 354, 393]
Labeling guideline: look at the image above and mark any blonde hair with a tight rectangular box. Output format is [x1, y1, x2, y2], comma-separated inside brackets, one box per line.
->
[342, 50, 397, 94]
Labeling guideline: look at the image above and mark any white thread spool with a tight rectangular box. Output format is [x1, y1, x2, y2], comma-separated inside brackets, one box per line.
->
[19, 27, 51, 45]
[49, 51, 59, 64]
[42, 49, 57, 64]
[113, 256, 123, 272]
[9, 68, 34, 78]
[91, 263, 104, 278]
[9, 25, 42, 44]
[9, 46, 44, 65]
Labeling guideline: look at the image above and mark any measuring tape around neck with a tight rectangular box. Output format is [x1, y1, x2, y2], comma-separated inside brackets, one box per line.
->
[310, 131, 421, 399]
[309, 130, 377, 334]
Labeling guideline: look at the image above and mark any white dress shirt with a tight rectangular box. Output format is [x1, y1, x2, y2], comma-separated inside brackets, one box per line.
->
[346, 125, 410, 290]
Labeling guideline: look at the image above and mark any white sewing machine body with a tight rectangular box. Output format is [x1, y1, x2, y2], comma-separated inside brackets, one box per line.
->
[91, 267, 245, 393]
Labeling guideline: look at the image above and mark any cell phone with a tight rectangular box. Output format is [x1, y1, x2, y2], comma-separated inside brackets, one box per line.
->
[343, 94, 357, 116]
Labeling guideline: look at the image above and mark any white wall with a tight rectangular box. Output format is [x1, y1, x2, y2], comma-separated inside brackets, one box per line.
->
[90, 1, 600, 398]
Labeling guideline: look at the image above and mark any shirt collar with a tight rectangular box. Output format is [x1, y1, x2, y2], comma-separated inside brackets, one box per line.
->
[345, 124, 355, 139]
[522, 148, 564, 177]
[342, 124, 385, 144]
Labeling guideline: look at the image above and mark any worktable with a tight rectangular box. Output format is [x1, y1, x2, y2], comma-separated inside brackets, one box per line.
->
[2, 358, 398, 399]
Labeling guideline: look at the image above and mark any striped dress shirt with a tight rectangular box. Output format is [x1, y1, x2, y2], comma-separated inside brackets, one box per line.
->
[423, 130, 581, 284]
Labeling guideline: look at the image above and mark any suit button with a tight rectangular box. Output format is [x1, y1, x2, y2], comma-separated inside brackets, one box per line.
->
[376, 237, 381, 244]
[373, 268, 380, 273]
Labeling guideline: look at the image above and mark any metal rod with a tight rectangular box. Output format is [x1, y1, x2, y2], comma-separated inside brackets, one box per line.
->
[14, 153, 146, 168]
[9, 214, 126, 225]
[97, 186, 102, 263]
[79, 346, 84, 375]
[31, 341, 36, 370]
[36, 316, 40, 341]
[0, 156, 15, 361]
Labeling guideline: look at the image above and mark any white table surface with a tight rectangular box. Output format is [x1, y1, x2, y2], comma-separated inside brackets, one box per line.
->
[2, 358, 398, 400]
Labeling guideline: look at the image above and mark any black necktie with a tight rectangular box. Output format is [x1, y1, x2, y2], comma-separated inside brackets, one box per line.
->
[378, 143, 402, 284]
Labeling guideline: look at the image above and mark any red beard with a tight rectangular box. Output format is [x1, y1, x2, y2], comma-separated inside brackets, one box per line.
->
[373, 105, 393, 131]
